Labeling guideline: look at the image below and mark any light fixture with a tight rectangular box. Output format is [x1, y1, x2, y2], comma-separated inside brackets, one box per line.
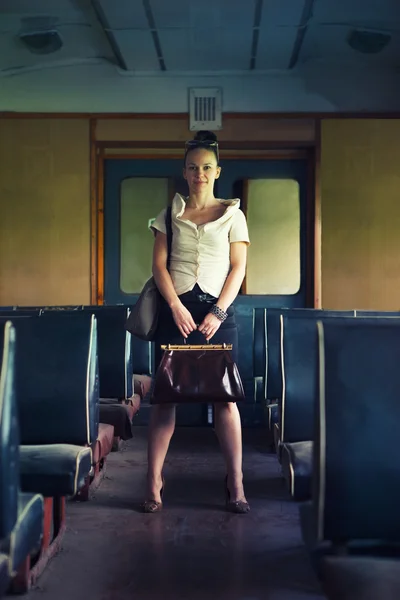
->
[18, 29, 63, 54]
[347, 29, 391, 54]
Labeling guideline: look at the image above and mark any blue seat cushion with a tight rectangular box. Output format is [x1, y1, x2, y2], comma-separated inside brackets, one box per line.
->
[281, 441, 313, 501]
[19, 445, 92, 497]
[9, 492, 43, 575]
[0, 553, 9, 596]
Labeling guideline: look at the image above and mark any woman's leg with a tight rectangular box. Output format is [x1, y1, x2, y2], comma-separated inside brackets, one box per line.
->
[146, 404, 176, 501]
[213, 402, 247, 502]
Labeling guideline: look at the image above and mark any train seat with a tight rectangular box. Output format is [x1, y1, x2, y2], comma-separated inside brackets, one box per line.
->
[278, 314, 320, 495]
[300, 319, 400, 596]
[44, 307, 140, 447]
[0, 323, 44, 595]
[281, 314, 400, 502]
[77, 306, 134, 400]
[2, 314, 98, 502]
[19, 445, 92, 498]
[279, 312, 359, 499]
[265, 308, 355, 450]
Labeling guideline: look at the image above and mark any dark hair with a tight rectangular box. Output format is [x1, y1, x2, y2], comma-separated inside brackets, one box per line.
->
[193, 130, 217, 143]
[184, 130, 219, 165]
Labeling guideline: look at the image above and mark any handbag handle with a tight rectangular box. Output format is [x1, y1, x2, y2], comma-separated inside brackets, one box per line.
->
[161, 343, 232, 351]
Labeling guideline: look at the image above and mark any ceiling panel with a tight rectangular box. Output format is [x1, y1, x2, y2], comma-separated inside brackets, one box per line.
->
[312, 0, 400, 25]
[113, 30, 160, 70]
[257, 27, 299, 69]
[0, 23, 106, 71]
[0, 0, 76, 15]
[151, 0, 254, 29]
[300, 24, 400, 67]
[260, 0, 306, 27]
[96, 0, 148, 29]
[159, 27, 252, 71]
[0, 0, 400, 76]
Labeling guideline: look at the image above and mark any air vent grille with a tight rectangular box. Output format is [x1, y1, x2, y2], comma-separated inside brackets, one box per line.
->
[189, 88, 222, 131]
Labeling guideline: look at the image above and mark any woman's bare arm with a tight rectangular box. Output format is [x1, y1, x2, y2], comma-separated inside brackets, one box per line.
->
[152, 231, 179, 307]
[197, 242, 247, 341]
[216, 242, 247, 312]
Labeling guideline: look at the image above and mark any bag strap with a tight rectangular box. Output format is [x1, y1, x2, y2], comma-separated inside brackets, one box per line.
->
[165, 206, 172, 270]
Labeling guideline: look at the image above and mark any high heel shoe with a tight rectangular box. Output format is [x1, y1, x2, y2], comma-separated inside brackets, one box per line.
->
[224, 476, 250, 514]
[142, 477, 165, 513]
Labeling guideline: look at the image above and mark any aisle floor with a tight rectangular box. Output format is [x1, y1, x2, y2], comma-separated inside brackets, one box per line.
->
[26, 426, 325, 600]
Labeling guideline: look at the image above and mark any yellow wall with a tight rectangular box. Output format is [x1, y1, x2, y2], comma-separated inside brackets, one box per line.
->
[321, 119, 400, 310]
[0, 119, 90, 306]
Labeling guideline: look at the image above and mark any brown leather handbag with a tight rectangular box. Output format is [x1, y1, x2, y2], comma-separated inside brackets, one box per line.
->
[151, 344, 245, 404]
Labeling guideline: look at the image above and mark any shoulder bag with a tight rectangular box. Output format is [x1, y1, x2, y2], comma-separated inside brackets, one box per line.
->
[125, 207, 172, 341]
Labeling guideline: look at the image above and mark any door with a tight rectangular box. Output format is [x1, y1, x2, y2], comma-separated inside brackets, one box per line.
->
[103, 156, 312, 426]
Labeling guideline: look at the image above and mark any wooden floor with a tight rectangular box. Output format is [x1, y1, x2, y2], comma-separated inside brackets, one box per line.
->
[26, 426, 325, 600]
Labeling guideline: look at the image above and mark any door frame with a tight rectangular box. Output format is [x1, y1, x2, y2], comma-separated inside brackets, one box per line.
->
[91, 141, 319, 308]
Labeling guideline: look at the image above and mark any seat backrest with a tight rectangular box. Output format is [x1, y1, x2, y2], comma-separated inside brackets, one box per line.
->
[35, 306, 83, 311]
[98, 309, 132, 399]
[83, 305, 151, 380]
[0, 310, 41, 317]
[281, 313, 354, 443]
[234, 304, 266, 404]
[10, 314, 99, 446]
[314, 318, 400, 543]
[355, 310, 400, 317]
[266, 308, 355, 402]
[0, 322, 19, 539]
[43, 307, 132, 399]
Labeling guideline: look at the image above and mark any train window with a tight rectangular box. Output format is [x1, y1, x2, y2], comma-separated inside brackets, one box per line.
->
[245, 179, 300, 294]
[120, 177, 168, 293]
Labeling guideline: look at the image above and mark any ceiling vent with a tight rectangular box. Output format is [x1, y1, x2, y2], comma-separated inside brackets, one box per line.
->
[347, 29, 391, 54]
[189, 88, 222, 131]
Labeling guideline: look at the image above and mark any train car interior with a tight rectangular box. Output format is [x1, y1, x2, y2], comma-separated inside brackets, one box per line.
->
[1, 1, 400, 599]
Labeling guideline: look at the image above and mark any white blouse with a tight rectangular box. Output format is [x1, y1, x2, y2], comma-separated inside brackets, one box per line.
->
[151, 193, 250, 298]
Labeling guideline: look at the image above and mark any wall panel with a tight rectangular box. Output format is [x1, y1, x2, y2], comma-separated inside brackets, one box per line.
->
[96, 116, 315, 143]
[321, 119, 400, 310]
[0, 118, 90, 306]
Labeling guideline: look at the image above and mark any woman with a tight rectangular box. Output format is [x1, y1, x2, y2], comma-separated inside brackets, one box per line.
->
[143, 130, 250, 514]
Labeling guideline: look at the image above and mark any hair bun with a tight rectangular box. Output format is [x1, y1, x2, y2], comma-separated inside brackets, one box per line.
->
[193, 130, 218, 143]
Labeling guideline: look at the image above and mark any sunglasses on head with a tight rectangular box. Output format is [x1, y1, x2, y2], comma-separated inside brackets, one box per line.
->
[184, 139, 219, 159]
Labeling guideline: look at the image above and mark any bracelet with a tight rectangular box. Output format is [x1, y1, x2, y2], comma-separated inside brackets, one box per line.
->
[209, 304, 228, 322]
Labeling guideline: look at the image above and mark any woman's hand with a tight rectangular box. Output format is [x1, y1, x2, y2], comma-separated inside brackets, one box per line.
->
[197, 313, 222, 342]
[170, 302, 197, 339]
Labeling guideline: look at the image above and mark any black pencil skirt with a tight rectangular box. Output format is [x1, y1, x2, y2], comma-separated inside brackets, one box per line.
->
[154, 284, 238, 371]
